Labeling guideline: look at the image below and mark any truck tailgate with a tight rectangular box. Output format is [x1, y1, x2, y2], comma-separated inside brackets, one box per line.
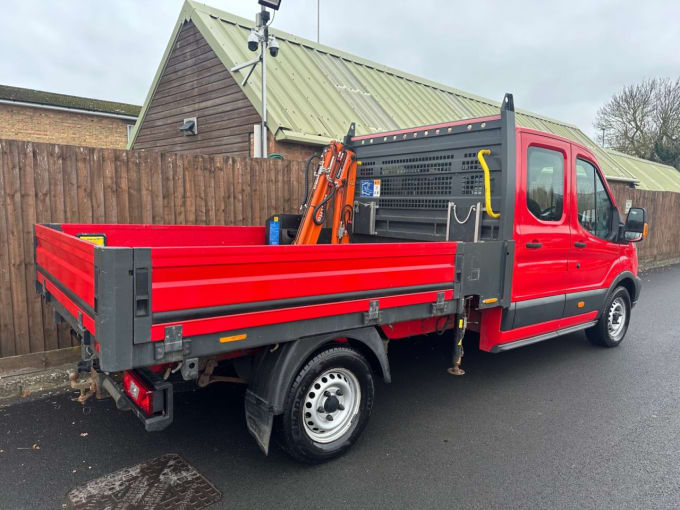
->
[35, 224, 96, 336]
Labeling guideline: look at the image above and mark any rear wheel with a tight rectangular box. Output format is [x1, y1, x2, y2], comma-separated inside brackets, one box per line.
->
[586, 286, 631, 347]
[277, 346, 374, 463]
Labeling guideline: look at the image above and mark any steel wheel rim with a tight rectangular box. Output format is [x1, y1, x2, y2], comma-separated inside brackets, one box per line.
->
[607, 297, 627, 341]
[302, 368, 361, 444]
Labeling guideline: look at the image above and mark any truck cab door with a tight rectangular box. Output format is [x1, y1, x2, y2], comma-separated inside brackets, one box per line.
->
[510, 133, 571, 328]
[565, 150, 622, 315]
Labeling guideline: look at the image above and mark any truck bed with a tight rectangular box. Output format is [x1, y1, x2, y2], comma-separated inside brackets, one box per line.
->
[35, 223, 457, 371]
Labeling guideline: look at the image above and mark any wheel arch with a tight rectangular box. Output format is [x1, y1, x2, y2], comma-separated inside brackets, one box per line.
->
[608, 271, 641, 307]
[244, 327, 389, 455]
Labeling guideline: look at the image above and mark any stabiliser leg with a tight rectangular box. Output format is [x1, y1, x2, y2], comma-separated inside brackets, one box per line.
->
[447, 311, 467, 376]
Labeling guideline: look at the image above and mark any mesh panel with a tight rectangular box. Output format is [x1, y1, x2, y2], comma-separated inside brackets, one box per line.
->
[352, 117, 505, 241]
[358, 160, 376, 177]
[381, 175, 453, 197]
[462, 174, 484, 195]
[378, 198, 449, 209]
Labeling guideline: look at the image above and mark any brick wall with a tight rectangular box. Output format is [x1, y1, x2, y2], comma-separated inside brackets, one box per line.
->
[0, 103, 134, 150]
[248, 128, 321, 161]
[268, 137, 319, 161]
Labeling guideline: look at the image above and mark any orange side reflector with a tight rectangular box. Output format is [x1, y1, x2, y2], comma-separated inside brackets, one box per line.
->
[482, 298, 498, 304]
[643, 223, 649, 239]
[577, 301, 585, 308]
[219, 333, 247, 343]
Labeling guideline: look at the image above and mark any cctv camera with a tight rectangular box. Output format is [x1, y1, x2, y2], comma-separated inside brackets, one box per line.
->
[248, 30, 259, 52]
[268, 36, 279, 57]
[259, 0, 282, 10]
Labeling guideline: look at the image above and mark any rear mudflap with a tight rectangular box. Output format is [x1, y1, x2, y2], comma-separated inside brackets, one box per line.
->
[244, 390, 274, 455]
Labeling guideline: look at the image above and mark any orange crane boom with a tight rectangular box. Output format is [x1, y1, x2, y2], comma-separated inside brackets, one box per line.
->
[294, 125, 358, 245]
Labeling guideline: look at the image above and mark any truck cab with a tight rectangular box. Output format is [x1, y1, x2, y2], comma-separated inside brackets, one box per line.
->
[479, 127, 642, 351]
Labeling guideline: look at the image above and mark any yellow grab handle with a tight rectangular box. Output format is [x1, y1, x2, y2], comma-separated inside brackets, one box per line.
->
[477, 149, 500, 219]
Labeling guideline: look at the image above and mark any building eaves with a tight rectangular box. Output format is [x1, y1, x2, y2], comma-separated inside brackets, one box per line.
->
[0, 84, 141, 117]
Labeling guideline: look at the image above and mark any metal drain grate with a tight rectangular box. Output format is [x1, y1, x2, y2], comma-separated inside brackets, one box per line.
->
[67, 453, 221, 510]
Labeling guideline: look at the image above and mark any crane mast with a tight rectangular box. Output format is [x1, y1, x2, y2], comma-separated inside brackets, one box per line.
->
[294, 125, 358, 245]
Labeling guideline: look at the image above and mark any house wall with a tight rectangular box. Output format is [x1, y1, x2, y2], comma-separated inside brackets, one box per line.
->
[0, 103, 133, 149]
[132, 21, 260, 156]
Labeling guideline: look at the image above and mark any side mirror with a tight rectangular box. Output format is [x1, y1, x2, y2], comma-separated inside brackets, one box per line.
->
[623, 207, 647, 242]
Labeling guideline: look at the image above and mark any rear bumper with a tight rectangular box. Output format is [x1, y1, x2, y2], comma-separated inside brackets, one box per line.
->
[100, 370, 173, 432]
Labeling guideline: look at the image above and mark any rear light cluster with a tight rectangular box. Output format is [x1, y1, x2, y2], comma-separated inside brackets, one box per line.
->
[123, 370, 155, 416]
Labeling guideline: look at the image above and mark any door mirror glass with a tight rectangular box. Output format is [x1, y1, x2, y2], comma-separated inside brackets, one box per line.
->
[624, 207, 647, 242]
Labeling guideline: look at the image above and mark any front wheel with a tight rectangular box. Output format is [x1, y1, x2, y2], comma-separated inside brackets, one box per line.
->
[586, 286, 631, 347]
[276, 346, 375, 463]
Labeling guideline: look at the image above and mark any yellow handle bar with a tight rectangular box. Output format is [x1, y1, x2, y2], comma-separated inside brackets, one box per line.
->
[477, 149, 500, 219]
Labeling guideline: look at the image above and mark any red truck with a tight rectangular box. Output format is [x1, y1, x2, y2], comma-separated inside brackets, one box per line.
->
[35, 95, 646, 463]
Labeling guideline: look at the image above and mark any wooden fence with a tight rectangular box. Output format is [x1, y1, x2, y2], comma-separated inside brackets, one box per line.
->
[1, 138, 679, 359]
[0, 138, 307, 359]
[609, 182, 680, 269]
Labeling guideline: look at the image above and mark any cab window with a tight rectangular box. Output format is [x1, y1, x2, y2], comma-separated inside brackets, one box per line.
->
[526, 147, 564, 222]
[576, 159, 614, 240]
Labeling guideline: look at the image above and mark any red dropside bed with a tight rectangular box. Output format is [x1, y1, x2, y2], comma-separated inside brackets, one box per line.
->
[35, 224, 457, 372]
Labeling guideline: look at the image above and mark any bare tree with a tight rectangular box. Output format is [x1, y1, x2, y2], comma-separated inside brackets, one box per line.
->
[595, 78, 680, 170]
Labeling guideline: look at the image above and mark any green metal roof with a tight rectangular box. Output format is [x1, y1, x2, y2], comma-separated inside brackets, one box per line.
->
[131, 0, 680, 192]
[605, 150, 680, 192]
[0, 84, 140, 117]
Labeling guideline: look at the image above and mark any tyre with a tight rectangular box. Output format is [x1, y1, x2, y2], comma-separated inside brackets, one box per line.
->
[586, 286, 631, 347]
[277, 346, 375, 463]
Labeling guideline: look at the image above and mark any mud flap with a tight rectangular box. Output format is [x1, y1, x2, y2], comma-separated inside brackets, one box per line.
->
[244, 390, 274, 455]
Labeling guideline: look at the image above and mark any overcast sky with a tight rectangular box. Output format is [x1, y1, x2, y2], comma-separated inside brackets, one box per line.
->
[2, 0, 679, 140]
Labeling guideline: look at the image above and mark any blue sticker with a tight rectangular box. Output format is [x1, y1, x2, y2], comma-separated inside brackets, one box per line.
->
[360, 180, 374, 197]
[268, 218, 280, 245]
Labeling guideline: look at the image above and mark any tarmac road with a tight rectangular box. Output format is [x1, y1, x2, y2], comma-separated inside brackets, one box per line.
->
[1, 264, 679, 509]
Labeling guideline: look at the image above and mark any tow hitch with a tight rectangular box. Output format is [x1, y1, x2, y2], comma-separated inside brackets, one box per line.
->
[69, 367, 105, 404]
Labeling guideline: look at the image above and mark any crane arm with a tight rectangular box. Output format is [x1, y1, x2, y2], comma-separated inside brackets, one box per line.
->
[294, 136, 358, 245]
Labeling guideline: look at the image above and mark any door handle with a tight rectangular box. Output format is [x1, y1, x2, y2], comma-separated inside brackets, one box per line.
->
[574, 241, 587, 248]
[525, 242, 542, 249]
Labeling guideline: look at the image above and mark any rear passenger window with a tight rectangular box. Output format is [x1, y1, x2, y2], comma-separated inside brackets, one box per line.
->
[526, 147, 564, 221]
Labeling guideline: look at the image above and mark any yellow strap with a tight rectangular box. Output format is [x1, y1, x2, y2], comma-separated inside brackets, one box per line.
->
[477, 149, 500, 219]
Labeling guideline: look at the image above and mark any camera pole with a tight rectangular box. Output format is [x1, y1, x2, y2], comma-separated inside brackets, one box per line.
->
[260, 6, 268, 158]
[230, 2, 282, 158]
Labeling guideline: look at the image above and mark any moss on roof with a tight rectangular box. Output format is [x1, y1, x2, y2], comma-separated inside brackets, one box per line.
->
[0, 84, 140, 117]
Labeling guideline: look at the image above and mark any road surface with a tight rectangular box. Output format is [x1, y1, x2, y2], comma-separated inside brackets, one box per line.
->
[1, 264, 679, 509]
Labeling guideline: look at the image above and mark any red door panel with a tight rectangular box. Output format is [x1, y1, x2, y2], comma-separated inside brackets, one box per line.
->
[567, 150, 622, 294]
[512, 132, 571, 302]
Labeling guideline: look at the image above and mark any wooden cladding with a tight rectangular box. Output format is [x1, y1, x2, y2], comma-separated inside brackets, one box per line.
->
[0, 138, 307, 358]
[132, 21, 260, 156]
